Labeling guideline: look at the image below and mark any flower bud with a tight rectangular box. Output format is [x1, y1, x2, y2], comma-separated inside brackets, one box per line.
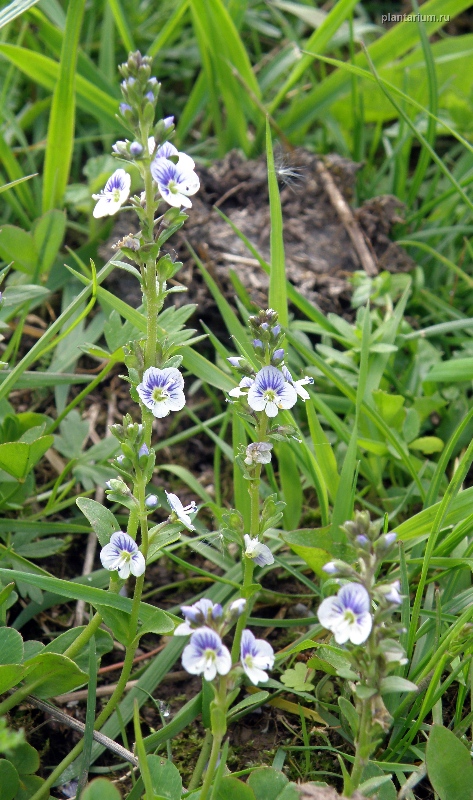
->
[228, 357, 243, 367]
[378, 580, 402, 605]
[130, 141, 143, 156]
[228, 598, 246, 617]
[322, 561, 339, 575]
[244, 441, 273, 466]
[163, 115, 174, 129]
[272, 348, 285, 364]
[106, 478, 129, 495]
[145, 495, 159, 509]
[253, 339, 263, 349]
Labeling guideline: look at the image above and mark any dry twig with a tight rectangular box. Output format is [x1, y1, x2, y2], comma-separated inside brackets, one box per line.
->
[316, 159, 378, 277]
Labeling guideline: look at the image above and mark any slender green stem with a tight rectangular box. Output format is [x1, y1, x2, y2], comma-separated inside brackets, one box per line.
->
[231, 556, 254, 662]
[199, 733, 223, 799]
[188, 729, 213, 791]
[232, 415, 268, 661]
[63, 611, 104, 660]
[348, 696, 371, 793]
[29, 740, 84, 800]
[0, 677, 48, 717]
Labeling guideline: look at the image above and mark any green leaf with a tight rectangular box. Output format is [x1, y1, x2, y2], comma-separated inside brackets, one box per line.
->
[76, 498, 120, 546]
[283, 528, 353, 577]
[215, 776, 256, 800]
[338, 696, 358, 737]
[308, 644, 352, 675]
[380, 676, 418, 694]
[147, 755, 182, 800]
[42, 0, 86, 210]
[409, 436, 444, 454]
[361, 764, 397, 800]
[81, 778, 122, 800]
[7, 742, 39, 775]
[96, 607, 131, 647]
[278, 442, 302, 530]
[0, 44, 123, 133]
[22, 651, 88, 697]
[0, 627, 23, 664]
[42, 626, 114, 672]
[0, 759, 19, 800]
[0, 665, 27, 694]
[0, 0, 41, 28]
[280, 662, 314, 691]
[32, 210, 66, 274]
[426, 725, 473, 800]
[248, 767, 288, 800]
[266, 120, 288, 327]
[0, 436, 54, 481]
[227, 691, 269, 718]
[372, 390, 405, 427]
[0, 568, 176, 633]
[0, 226, 36, 274]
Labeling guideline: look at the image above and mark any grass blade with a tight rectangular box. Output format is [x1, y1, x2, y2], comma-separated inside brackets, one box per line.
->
[42, 0, 86, 211]
[0, 0, 40, 28]
[0, 44, 124, 133]
[266, 119, 288, 328]
[279, 0, 472, 135]
[108, 0, 135, 53]
[268, 0, 359, 115]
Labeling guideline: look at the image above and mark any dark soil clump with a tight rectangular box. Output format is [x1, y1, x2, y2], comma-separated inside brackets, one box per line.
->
[103, 148, 413, 318]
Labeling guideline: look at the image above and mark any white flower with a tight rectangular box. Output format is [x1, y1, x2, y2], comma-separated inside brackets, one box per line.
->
[240, 629, 274, 685]
[228, 375, 254, 398]
[380, 638, 408, 666]
[182, 627, 232, 681]
[244, 534, 274, 567]
[154, 140, 196, 172]
[150, 141, 199, 208]
[244, 442, 273, 466]
[100, 532, 145, 579]
[136, 367, 185, 418]
[165, 491, 197, 531]
[382, 580, 402, 605]
[174, 598, 218, 635]
[281, 366, 314, 401]
[228, 598, 246, 616]
[317, 583, 372, 645]
[247, 366, 297, 417]
[92, 169, 131, 218]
